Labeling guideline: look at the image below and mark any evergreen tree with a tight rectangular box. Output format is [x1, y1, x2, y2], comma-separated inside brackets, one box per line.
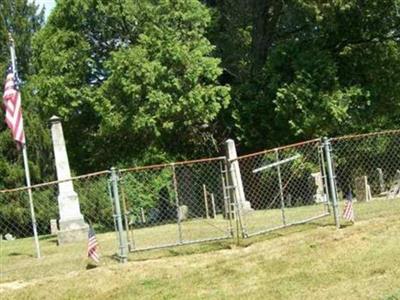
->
[31, 0, 230, 172]
[0, 0, 52, 189]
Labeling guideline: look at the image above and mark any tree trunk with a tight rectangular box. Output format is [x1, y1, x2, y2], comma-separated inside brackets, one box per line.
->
[250, 0, 283, 76]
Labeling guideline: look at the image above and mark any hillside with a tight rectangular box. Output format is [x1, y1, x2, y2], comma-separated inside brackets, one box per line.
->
[1, 202, 399, 300]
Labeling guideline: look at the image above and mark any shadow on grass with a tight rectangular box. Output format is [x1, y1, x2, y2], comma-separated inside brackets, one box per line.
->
[38, 235, 57, 242]
[339, 223, 355, 229]
[127, 221, 332, 262]
[86, 263, 98, 270]
[8, 252, 23, 257]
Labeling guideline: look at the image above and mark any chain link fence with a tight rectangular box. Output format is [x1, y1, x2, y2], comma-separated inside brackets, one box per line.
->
[0, 171, 119, 282]
[1, 129, 399, 283]
[234, 139, 331, 237]
[330, 130, 400, 222]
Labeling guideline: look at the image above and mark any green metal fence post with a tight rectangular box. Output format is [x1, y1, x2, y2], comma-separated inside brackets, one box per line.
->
[323, 138, 340, 229]
[110, 167, 128, 263]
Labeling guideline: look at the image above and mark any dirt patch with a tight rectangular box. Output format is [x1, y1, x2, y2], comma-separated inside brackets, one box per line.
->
[0, 280, 32, 293]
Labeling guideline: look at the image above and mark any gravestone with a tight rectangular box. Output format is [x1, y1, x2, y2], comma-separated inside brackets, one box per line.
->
[354, 176, 371, 202]
[50, 219, 58, 235]
[387, 170, 400, 199]
[178, 205, 188, 221]
[377, 168, 386, 194]
[50, 116, 88, 244]
[311, 172, 326, 203]
[4, 233, 15, 241]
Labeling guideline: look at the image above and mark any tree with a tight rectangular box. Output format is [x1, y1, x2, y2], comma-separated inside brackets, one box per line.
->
[205, 0, 400, 151]
[0, 0, 43, 78]
[31, 0, 230, 172]
[0, 0, 51, 189]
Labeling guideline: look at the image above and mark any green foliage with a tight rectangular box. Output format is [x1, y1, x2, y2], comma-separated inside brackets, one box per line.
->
[0, 0, 44, 78]
[1, 1, 400, 227]
[0, 0, 52, 190]
[206, 0, 400, 150]
[122, 168, 174, 218]
[31, 0, 230, 172]
[76, 176, 114, 232]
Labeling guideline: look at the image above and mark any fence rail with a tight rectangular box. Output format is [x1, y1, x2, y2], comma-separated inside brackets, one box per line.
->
[1, 129, 399, 282]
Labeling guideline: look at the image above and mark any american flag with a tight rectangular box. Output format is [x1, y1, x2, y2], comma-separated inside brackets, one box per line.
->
[87, 226, 100, 263]
[343, 191, 355, 222]
[2, 65, 25, 145]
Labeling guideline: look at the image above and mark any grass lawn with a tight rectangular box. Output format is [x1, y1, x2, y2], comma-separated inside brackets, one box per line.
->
[1, 198, 399, 299]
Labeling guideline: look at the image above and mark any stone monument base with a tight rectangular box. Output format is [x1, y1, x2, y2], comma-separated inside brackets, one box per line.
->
[57, 219, 89, 245]
[240, 201, 253, 212]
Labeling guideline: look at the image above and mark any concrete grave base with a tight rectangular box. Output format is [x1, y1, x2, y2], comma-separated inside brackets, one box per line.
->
[57, 219, 89, 245]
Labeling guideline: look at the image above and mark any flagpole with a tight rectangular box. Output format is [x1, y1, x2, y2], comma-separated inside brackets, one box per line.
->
[8, 33, 41, 259]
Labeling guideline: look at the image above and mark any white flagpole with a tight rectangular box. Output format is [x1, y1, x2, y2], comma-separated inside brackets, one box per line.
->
[9, 34, 41, 259]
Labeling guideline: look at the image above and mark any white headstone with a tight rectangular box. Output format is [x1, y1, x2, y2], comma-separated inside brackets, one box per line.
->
[311, 172, 326, 203]
[50, 116, 88, 244]
[4, 233, 15, 241]
[50, 219, 58, 235]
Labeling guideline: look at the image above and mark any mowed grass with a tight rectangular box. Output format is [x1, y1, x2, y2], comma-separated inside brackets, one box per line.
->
[0, 202, 328, 283]
[1, 198, 400, 299]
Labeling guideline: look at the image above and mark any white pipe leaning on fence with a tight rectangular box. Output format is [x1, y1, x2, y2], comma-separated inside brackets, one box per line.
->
[252, 154, 301, 173]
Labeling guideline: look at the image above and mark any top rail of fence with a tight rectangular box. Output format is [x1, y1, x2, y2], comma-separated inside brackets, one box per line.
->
[236, 138, 321, 160]
[2, 129, 399, 194]
[0, 170, 110, 194]
[330, 129, 400, 142]
[119, 156, 226, 173]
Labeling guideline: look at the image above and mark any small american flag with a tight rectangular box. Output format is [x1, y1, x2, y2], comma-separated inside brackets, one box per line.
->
[343, 191, 355, 222]
[2, 65, 25, 145]
[87, 226, 100, 263]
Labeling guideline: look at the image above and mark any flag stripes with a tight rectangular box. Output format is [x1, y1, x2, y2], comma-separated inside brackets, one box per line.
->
[343, 200, 354, 222]
[88, 226, 100, 263]
[2, 67, 25, 144]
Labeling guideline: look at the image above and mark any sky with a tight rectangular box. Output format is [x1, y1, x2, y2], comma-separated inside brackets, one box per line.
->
[31, 0, 56, 20]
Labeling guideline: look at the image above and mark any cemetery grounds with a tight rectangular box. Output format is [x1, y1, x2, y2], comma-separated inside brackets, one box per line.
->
[1, 130, 400, 299]
[0, 196, 400, 299]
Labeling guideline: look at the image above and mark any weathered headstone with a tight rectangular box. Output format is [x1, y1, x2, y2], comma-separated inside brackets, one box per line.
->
[140, 207, 146, 223]
[354, 176, 371, 202]
[50, 116, 88, 244]
[311, 172, 326, 203]
[178, 205, 188, 221]
[4, 233, 15, 241]
[286, 194, 292, 207]
[377, 168, 386, 194]
[50, 219, 58, 235]
[387, 170, 400, 199]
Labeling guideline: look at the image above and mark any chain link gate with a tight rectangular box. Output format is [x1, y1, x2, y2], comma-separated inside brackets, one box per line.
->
[232, 139, 333, 238]
[329, 130, 400, 223]
[117, 157, 234, 252]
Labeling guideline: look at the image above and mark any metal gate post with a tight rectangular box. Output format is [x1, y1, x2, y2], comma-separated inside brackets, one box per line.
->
[275, 149, 287, 225]
[110, 167, 128, 262]
[171, 163, 183, 244]
[322, 138, 340, 229]
[319, 144, 331, 214]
